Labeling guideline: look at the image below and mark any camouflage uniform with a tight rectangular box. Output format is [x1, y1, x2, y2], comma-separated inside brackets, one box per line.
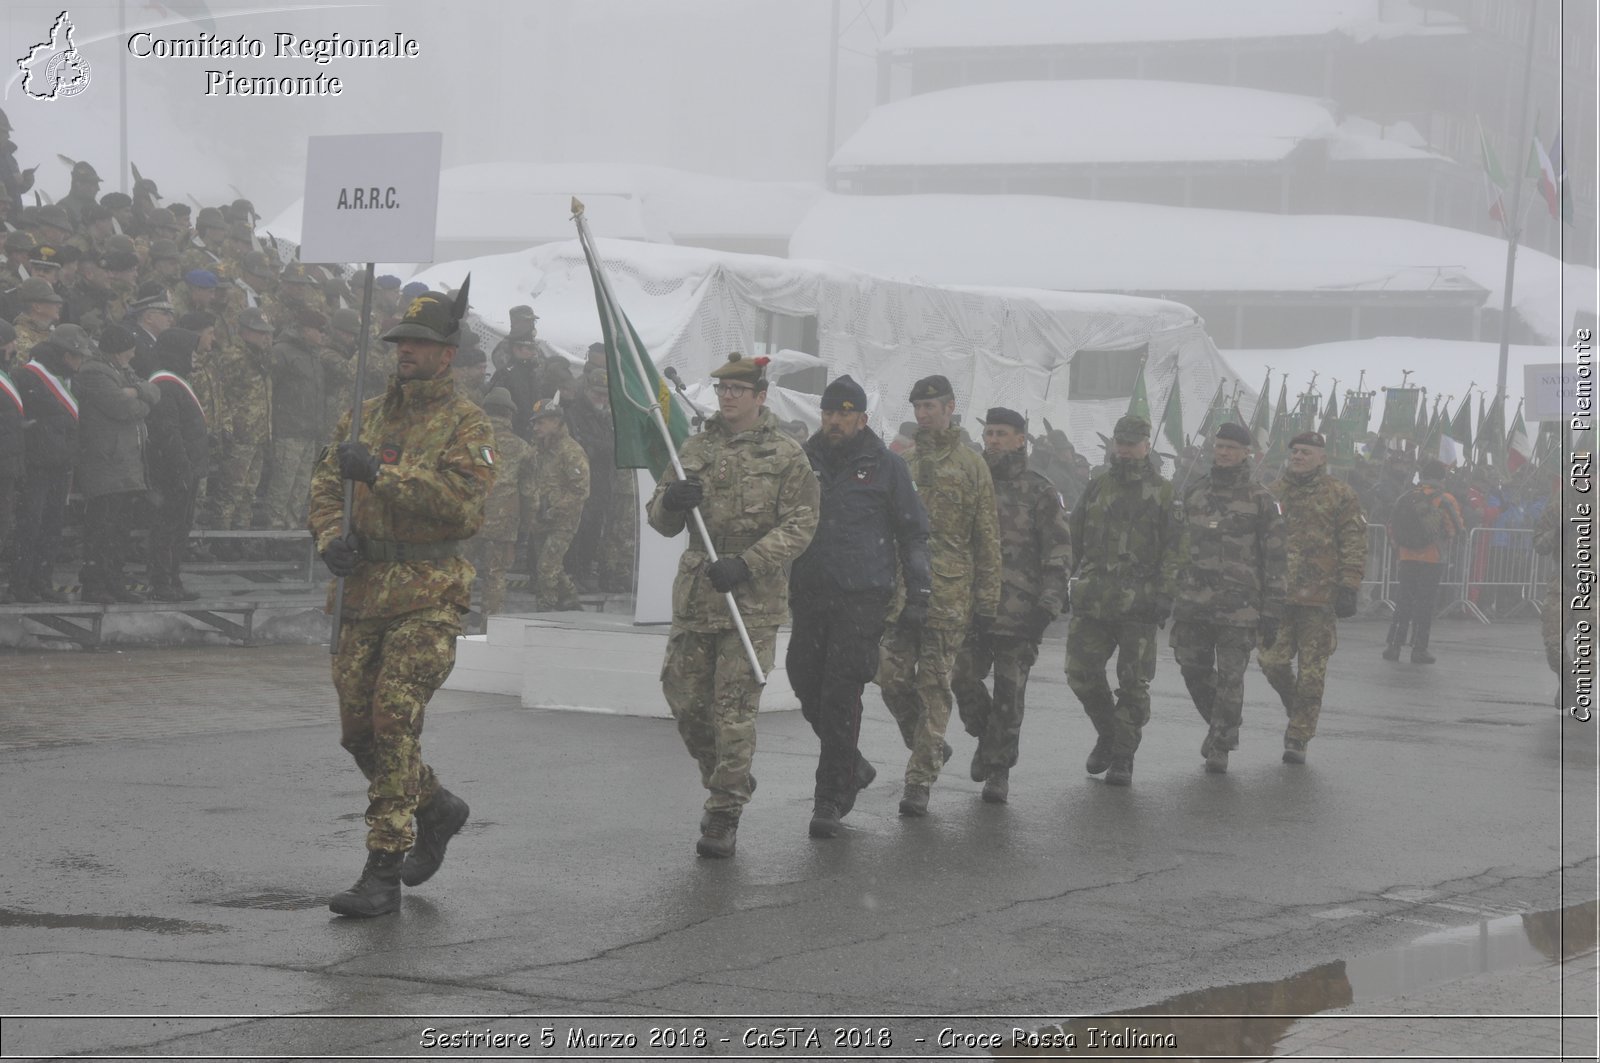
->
[952, 447, 1071, 777]
[1257, 466, 1366, 748]
[1533, 485, 1572, 695]
[1170, 460, 1287, 756]
[876, 425, 1001, 788]
[527, 425, 590, 609]
[307, 373, 495, 855]
[1065, 451, 1182, 765]
[12, 313, 53, 357]
[468, 414, 534, 617]
[646, 407, 819, 825]
[599, 469, 638, 590]
[210, 332, 273, 529]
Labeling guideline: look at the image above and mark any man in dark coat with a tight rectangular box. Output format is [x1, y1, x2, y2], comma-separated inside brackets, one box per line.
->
[9, 327, 93, 602]
[75, 325, 160, 603]
[145, 328, 210, 600]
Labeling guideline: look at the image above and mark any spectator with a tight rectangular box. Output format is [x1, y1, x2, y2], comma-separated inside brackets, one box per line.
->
[9, 327, 94, 602]
[145, 327, 210, 601]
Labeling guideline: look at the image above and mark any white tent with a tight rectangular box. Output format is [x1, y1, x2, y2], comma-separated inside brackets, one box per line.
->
[413, 237, 1239, 458]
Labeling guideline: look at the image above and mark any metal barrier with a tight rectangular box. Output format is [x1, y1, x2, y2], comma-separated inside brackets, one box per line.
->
[1435, 532, 1487, 623]
[1361, 523, 1394, 615]
[1460, 526, 1543, 619]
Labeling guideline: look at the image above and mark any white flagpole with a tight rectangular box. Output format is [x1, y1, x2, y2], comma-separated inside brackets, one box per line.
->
[572, 200, 766, 685]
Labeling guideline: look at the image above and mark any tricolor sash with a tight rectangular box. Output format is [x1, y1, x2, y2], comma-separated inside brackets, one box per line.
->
[0, 370, 22, 417]
[20, 361, 77, 420]
[148, 371, 207, 425]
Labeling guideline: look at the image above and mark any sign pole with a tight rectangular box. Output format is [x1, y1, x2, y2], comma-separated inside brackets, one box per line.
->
[329, 265, 377, 655]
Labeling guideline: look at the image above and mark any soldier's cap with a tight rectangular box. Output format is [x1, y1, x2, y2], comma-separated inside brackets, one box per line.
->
[454, 345, 486, 367]
[99, 191, 133, 210]
[1215, 422, 1252, 447]
[531, 397, 565, 422]
[167, 202, 191, 219]
[148, 240, 181, 261]
[183, 268, 219, 289]
[0, 320, 14, 346]
[194, 206, 226, 231]
[241, 251, 276, 278]
[820, 374, 867, 413]
[237, 307, 272, 334]
[35, 206, 71, 231]
[98, 324, 136, 355]
[376, 274, 402, 290]
[28, 246, 61, 269]
[1289, 430, 1326, 449]
[584, 366, 608, 390]
[330, 308, 362, 335]
[709, 352, 769, 388]
[104, 234, 136, 255]
[71, 161, 101, 184]
[42, 324, 96, 359]
[983, 407, 1027, 431]
[908, 374, 953, 402]
[16, 277, 63, 304]
[508, 304, 538, 321]
[383, 280, 471, 346]
[4, 231, 36, 252]
[132, 292, 177, 315]
[296, 306, 329, 331]
[1112, 414, 1151, 442]
[401, 280, 429, 299]
[100, 249, 140, 272]
[482, 386, 516, 416]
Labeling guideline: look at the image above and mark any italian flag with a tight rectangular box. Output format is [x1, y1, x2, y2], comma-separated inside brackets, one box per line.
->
[1506, 403, 1532, 472]
[1476, 117, 1507, 231]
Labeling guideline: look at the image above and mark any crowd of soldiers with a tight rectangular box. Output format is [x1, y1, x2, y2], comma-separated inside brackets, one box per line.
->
[0, 122, 633, 612]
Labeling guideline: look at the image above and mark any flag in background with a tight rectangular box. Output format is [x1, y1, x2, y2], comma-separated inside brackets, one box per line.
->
[1248, 370, 1272, 448]
[1379, 386, 1420, 440]
[1158, 370, 1184, 452]
[1126, 363, 1151, 423]
[1478, 393, 1506, 466]
[1447, 394, 1473, 454]
[1476, 117, 1508, 231]
[1506, 402, 1532, 471]
[1549, 127, 1574, 224]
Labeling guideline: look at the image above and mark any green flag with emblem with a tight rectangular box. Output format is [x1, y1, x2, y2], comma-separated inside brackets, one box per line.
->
[1158, 369, 1184, 452]
[1126, 364, 1151, 422]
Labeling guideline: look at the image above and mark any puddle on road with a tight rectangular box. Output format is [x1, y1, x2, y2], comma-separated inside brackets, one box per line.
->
[0, 907, 227, 934]
[1004, 899, 1597, 1061]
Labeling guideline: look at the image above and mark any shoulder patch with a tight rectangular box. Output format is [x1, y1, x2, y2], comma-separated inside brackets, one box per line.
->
[477, 445, 496, 467]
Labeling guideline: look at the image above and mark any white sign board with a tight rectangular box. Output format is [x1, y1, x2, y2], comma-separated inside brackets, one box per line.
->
[1525, 362, 1576, 422]
[634, 469, 681, 625]
[299, 132, 442, 263]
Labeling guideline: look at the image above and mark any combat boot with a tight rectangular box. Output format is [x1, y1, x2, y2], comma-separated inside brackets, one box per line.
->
[940, 739, 953, 766]
[1204, 748, 1229, 774]
[1104, 756, 1133, 786]
[696, 811, 738, 858]
[328, 850, 403, 917]
[981, 767, 1009, 804]
[1411, 647, 1436, 664]
[701, 773, 755, 834]
[839, 758, 875, 818]
[1085, 737, 1113, 775]
[1282, 739, 1307, 764]
[969, 745, 987, 782]
[1382, 641, 1402, 661]
[808, 800, 842, 839]
[400, 788, 469, 887]
[898, 783, 930, 817]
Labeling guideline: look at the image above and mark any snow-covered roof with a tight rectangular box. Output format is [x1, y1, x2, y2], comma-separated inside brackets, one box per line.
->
[831, 81, 1335, 169]
[880, 0, 1465, 52]
[789, 194, 1594, 344]
[260, 163, 823, 247]
[1222, 338, 1555, 433]
[1327, 117, 1446, 163]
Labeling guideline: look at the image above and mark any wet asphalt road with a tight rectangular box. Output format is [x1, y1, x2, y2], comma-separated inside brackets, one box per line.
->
[0, 616, 1593, 1058]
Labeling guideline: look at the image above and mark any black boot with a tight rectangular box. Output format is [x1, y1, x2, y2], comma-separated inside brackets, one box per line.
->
[328, 851, 403, 917]
[1382, 641, 1402, 661]
[1085, 736, 1113, 775]
[400, 789, 469, 887]
[696, 811, 739, 858]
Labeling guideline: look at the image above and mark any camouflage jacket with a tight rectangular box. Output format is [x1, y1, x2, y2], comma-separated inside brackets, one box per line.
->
[898, 425, 1001, 630]
[1268, 466, 1367, 608]
[308, 374, 495, 621]
[480, 413, 536, 541]
[984, 449, 1072, 634]
[529, 430, 589, 533]
[647, 408, 819, 633]
[212, 338, 272, 443]
[1174, 460, 1287, 627]
[1068, 458, 1182, 622]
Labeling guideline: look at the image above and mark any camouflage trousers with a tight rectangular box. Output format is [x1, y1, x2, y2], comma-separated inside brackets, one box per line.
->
[332, 608, 460, 853]
[599, 469, 638, 590]
[211, 434, 270, 530]
[1170, 621, 1257, 752]
[953, 633, 1039, 773]
[265, 436, 318, 530]
[1065, 616, 1158, 758]
[874, 624, 961, 787]
[661, 625, 778, 818]
[1257, 604, 1336, 744]
[531, 516, 581, 609]
[470, 538, 516, 616]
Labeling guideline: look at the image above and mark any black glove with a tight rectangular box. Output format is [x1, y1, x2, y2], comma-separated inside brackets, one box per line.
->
[706, 556, 750, 593]
[661, 476, 703, 512]
[1334, 586, 1359, 619]
[336, 441, 382, 485]
[1025, 605, 1055, 644]
[1258, 616, 1280, 649]
[1143, 596, 1173, 629]
[321, 534, 361, 578]
[898, 590, 930, 632]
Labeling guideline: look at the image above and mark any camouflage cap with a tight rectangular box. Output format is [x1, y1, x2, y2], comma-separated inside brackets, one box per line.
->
[236, 307, 272, 334]
[909, 375, 953, 402]
[383, 290, 459, 345]
[709, 352, 768, 387]
[482, 386, 516, 415]
[983, 407, 1026, 431]
[15, 277, 64, 304]
[1112, 414, 1151, 442]
[43, 324, 95, 358]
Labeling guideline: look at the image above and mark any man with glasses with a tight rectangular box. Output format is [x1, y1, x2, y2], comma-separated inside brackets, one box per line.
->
[1171, 423, 1286, 774]
[1257, 431, 1366, 764]
[646, 353, 819, 858]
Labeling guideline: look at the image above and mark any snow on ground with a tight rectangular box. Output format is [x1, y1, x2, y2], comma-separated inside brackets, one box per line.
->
[790, 193, 1593, 344]
[880, 0, 1464, 51]
[831, 81, 1335, 168]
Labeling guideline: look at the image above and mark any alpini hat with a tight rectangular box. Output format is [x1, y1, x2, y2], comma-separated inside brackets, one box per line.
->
[1215, 423, 1252, 446]
[983, 407, 1027, 431]
[710, 352, 768, 388]
[382, 277, 472, 346]
[1113, 414, 1151, 442]
[820, 374, 867, 412]
[531, 397, 565, 422]
[909, 375, 953, 402]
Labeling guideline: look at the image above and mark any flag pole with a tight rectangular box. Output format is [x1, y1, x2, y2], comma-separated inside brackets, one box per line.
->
[328, 263, 377, 655]
[572, 200, 766, 685]
[1495, 2, 1539, 408]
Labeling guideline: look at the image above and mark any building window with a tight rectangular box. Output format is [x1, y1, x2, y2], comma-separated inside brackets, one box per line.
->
[1068, 344, 1147, 399]
[752, 309, 819, 358]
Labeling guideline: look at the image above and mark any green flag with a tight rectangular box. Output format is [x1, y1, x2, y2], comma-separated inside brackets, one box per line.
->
[1447, 394, 1473, 450]
[1414, 389, 1430, 446]
[1380, 386, 1420, 440]
[1127, 364, 1151, 422]
[1248, 370, 1272, 447]
[1158, 371, 1184, 452]
[1478, 393, 1506, 466]
[1319, 390, 1340, 435]
[1343, 390, 1372, 435]
[574, 205, 690, 480]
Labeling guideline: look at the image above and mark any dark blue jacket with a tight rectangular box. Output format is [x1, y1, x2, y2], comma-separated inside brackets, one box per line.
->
[791, 426, 930, 599]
